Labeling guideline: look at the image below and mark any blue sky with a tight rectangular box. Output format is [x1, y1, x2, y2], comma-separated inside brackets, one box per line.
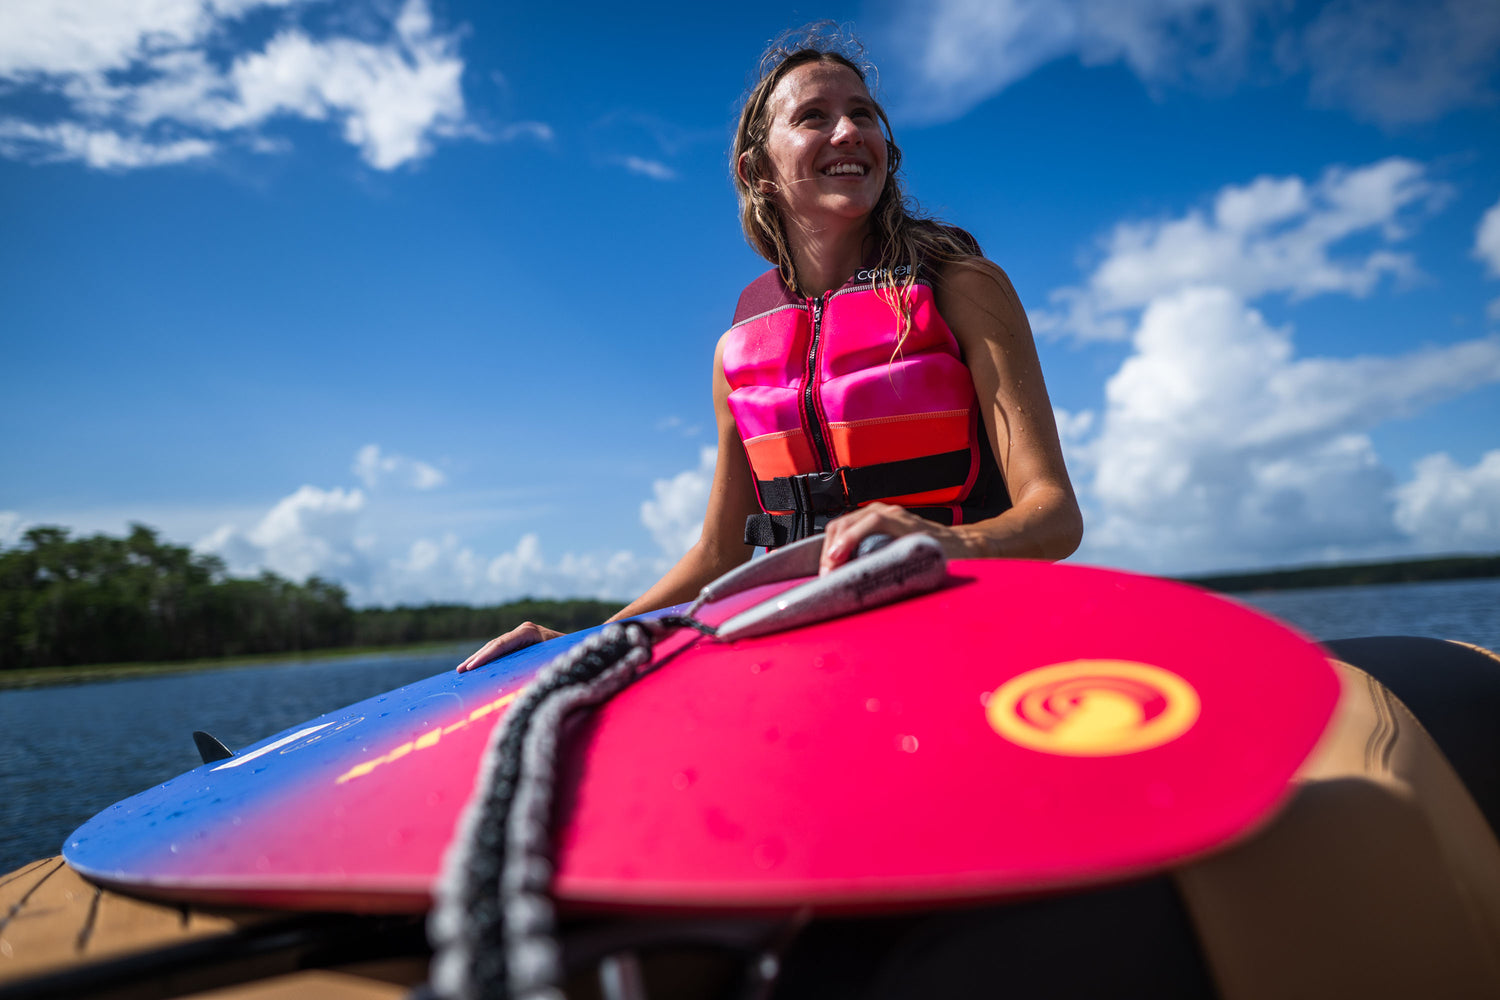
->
[2, 0, 1498, 606]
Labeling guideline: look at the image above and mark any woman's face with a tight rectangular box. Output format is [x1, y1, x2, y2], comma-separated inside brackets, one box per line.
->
[753, 61, 889, 231]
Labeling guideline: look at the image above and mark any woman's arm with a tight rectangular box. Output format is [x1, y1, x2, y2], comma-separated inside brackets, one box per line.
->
[457, 335, 761, 671]
[605, 336, 763, 620]
[818, 260, 1083, 573]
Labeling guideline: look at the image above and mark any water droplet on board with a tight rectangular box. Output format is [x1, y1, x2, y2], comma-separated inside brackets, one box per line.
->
[752, 837, 786, 870]
[865, 698, 880, 712]
[899, 735, 919, 753]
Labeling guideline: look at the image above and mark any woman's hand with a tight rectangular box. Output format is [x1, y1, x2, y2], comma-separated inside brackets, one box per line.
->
[818, 503, 973, 575]
[455, 621, 565, 673]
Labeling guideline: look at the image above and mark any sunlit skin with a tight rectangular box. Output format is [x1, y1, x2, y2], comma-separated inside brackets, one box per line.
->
[457, 59, 1082, 672]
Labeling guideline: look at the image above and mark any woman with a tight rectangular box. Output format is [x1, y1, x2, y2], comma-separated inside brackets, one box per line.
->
[459, 28, 1081, 673]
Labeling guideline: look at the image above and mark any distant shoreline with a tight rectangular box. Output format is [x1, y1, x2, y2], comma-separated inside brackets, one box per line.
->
[0, 640, 475, 691]
[5, 553, 1496, 691]
[1180, 553, 1500, 595]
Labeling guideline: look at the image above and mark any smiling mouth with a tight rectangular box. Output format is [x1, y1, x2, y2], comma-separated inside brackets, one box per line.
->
[823, 163, 868, 176]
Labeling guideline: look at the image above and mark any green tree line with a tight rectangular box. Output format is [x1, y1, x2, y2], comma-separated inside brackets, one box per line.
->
[0, 525, 620, 671]
[1181, 554, 1500, 593]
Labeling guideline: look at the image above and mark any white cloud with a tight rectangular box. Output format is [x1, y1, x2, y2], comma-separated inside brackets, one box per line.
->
[225, 6, 468, 170]
[498, 121, 553, 143]
[0, 0, 248, 78]
[1074, 287, 1500, 571]
[0, 511, 23, 548]
[0, 0, 475, 170]
[618, 155, 676, 181]
[881, 0, 1498, 125]
[352, 443, 445, 491]
[1037, 159, 1446, 342]
[188, 441, 714, 604]
[1394, 450, 1500, 551]
[885, 0, 1264, 123]
[640, 446, 714, 560]
[371, 532, 647, 606]
[1292, 0, 1500, 127]
[1477, 196, 1500, 279]
[199, 484, 369, 583]
[0, 119, 215, 168]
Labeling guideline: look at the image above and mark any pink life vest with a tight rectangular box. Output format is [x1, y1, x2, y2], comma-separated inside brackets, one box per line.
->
[723, 263, 1011, 547]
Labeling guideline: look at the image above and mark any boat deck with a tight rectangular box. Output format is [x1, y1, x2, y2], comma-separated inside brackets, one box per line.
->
[0, 857, 427, 999]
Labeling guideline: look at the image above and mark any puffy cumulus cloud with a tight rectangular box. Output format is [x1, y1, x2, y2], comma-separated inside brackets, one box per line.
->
[198, 484, 369, 583]
[1395, 450, 1500, 551]
[190, 438, 694, 603]
[354, 531, 651, 606]
[880, 0, 1498, 125]
[0, 0, 474, 170]
[352, 443, 445, 491]
[1073, 287, 1500, 572]
[1037, 159, 1446, 342]
[640, 446, 715, 560]
[483, 535, 647, 601]
[1291, 0, 1500, 127]
[0, 0, 272, 78]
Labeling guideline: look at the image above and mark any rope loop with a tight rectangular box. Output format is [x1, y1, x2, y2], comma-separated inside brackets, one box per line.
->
[427, 615, 704, 1000]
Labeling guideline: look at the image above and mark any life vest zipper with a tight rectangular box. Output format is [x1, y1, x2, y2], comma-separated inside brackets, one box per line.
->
[803, 292, 834, 473]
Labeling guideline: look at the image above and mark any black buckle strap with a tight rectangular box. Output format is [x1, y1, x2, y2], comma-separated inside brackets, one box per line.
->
[757, 468, 851, 516]
[745, 449, 973, 547]
[757, 449, 972, 518]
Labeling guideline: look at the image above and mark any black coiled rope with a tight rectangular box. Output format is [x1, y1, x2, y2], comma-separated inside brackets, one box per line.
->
[425, 614, 715, 1000]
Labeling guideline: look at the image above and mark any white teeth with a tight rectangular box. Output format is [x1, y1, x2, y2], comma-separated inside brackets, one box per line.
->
[824, 163, 866, 176]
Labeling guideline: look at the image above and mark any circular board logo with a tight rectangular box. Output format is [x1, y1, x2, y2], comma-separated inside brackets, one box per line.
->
[986, 660, 1200, 756]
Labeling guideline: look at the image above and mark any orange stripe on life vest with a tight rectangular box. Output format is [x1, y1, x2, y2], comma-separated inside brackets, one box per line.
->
[827, 410, 972, 468]
[742, 429, 817, 494]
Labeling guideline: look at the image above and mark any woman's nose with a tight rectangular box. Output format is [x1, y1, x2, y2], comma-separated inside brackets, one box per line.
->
[831, 115, 863, 145]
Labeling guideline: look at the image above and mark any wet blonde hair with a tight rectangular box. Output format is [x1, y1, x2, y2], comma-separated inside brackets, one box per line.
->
[732, 23, 985, 344]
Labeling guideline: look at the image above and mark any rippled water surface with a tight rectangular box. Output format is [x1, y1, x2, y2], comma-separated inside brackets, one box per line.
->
[1233, 577, 1500, 651]
[2, 578, 1497, 875]
[0, 648, 464, 875]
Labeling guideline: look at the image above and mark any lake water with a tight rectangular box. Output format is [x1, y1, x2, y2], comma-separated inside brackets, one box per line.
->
[2, 578, 1497, 875]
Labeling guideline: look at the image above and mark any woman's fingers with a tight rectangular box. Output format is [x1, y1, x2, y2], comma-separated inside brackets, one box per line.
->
[455, 621, 563, 673]
[818, 504, 970, 574]
[819, 504, 917, 574]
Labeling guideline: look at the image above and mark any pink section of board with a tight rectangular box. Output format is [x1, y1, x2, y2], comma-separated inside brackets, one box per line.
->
[550, 560, 1339, 911]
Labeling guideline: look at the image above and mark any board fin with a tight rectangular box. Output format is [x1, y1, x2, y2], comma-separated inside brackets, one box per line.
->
[193, 730, 235, 764]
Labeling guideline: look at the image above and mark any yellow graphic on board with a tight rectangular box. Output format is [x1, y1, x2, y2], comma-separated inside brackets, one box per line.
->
[987, 660, 1199, 756]
[334, 690, 519, 784]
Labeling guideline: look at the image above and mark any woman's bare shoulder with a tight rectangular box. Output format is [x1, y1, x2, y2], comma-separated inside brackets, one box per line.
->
[933, 257, 1031, 346]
